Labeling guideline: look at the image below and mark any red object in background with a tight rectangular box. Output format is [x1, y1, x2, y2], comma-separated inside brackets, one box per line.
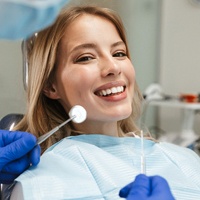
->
[180, 94, 199, 103]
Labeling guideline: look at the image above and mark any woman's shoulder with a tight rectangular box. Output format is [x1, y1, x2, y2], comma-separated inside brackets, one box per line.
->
[158, 141, 197, 153]
[45, 136, 103, 155]
[157, 141, 200, 164]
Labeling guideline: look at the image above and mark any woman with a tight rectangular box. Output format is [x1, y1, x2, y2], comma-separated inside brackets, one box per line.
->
[11, 5, 200, 199]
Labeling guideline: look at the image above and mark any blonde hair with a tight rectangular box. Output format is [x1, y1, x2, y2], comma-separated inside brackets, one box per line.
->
[15, 6, 143, 153]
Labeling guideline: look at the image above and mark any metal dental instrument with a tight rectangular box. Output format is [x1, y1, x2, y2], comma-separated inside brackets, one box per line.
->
[140, 129, 146, 174]
[37, 105, 87, 145]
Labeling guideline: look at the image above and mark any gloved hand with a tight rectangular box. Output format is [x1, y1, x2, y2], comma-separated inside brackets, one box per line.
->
[0, 0, 70, 40]
[0, 130, 41, 184]
[119, 174, 175, 200]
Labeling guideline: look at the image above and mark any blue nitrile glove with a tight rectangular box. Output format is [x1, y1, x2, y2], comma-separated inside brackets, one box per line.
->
[0, 130, 41, 184]
[0, 0, 70, 40]
[119, 174, 175, 200]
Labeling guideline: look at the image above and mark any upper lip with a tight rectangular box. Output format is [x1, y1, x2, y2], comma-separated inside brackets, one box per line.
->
[94, 81, 126, 94]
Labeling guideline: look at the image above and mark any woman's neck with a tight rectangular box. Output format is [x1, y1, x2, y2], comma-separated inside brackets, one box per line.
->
[72, 121, 119, 137]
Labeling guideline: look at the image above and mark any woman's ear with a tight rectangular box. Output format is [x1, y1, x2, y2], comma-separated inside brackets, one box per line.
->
[43, 83, 60, 100]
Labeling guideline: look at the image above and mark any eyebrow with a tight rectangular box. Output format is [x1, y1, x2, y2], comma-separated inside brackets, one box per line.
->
[70, 41, 126, 54]
[111, 41, 126, 48]
[70, 43, 97, 54]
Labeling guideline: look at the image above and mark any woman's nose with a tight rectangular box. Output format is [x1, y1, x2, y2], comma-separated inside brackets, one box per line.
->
[100, 57, 121, 77]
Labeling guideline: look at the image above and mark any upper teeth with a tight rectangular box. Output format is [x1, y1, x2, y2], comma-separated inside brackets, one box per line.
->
[97, 86, 124, 96]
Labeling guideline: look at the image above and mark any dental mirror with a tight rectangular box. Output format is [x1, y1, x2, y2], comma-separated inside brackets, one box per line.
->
[37, 105, 87, 145]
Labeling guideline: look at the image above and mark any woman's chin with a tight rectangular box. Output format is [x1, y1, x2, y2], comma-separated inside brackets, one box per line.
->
[108, 110, 132, 121]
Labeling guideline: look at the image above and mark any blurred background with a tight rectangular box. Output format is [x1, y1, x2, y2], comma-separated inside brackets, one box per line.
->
[0, 0, 200, 149]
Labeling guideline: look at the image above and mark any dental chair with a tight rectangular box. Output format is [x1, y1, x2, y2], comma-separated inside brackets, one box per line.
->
[0, 114, 23, 130]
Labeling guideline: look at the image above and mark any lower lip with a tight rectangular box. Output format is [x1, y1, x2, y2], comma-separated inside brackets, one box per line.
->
[97, 90, 127, 102]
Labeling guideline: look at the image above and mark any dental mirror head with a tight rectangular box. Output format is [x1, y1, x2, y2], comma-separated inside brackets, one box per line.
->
[69, 105, 87, 123]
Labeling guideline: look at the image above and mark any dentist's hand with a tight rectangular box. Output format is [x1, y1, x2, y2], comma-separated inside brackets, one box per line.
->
[119, 174, 175, 200]
[0, 130, 40, 184]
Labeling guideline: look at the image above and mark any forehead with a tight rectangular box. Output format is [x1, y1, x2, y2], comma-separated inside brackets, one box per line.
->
[60, 14, 121, 46]
[67, 13, 117, 32]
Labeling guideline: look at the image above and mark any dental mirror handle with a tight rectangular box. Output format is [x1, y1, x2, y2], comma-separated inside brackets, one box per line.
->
[37, 116, 75, 145]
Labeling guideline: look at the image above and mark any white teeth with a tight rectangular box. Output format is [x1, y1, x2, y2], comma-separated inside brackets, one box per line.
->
[106, 89, 112, 94]
[102, 90, 107, 96]
[111, 87, 117, 93]
[97, 86, 125, 96]
[117, 86, 123, 92]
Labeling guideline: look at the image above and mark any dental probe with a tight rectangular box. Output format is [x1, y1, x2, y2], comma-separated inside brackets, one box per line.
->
[140, 129, 146, 174]
[37, 105, 87, 145]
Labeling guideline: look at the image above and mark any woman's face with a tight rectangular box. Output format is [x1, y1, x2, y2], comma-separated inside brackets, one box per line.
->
[48, 14, 135, 134]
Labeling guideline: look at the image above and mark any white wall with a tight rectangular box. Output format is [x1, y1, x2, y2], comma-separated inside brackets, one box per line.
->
[159, 0, 200, 135]
[0, 40, 25, 119]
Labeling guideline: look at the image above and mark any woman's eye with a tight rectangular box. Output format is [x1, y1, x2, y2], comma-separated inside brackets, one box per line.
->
[113, 52, 127, 57]
[76, 56, 93, 63]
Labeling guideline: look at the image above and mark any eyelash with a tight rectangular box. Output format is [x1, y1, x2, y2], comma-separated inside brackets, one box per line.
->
[75, 56, 93, 63]
[113, 51, 127, 57]
[75, 51, 127, 63]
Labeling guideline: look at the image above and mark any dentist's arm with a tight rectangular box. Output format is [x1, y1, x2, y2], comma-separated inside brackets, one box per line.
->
[0, 0, 70, 39]
[0, 130, 40, 184]
[119, 174, 175, 200]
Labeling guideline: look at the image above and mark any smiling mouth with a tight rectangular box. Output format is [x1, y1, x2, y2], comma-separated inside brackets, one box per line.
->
[95, 86, 126, 97]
